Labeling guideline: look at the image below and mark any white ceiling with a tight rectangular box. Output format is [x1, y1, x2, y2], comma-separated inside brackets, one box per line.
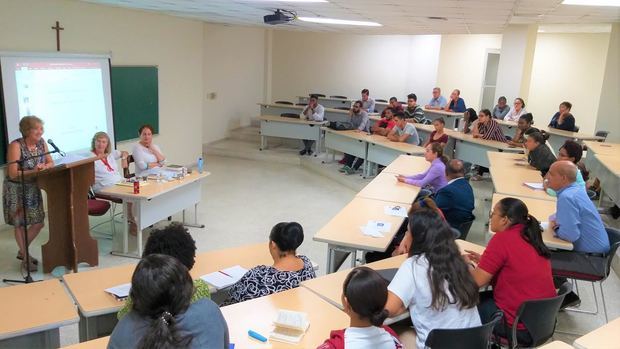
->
[80, 0, 620, 34]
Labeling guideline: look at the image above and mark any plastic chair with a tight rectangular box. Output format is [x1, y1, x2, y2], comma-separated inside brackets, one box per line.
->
[573, 125, 580, 132]
[595, 130, 609, 141]
[335, 107, 350, 110]
[425, 312, 503, 349]
[296, 103, 308, 106]
[506, 282, 571, 348]
[329, 95, 347, 99]
[552, 227, 620, 324]
[274, 100, 293, 105]
[94, 154, 134, 237]
[280, 113, 299, 119]
[310, 93, 325, 97]
[376, 98, 388, 103]
[456, 218, 475, 240]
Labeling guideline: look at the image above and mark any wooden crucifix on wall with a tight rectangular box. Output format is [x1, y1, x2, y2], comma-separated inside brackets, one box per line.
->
[51, 21, 64, 51]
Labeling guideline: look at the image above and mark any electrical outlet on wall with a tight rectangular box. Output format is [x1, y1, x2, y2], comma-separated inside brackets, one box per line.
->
[207, 92, 217, 100]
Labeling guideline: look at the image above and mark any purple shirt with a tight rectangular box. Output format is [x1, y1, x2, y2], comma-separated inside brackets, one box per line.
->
[404, 158, 448, 193]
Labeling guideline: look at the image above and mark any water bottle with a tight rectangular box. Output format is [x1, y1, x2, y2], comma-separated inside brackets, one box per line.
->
[197, 157, 204, 174]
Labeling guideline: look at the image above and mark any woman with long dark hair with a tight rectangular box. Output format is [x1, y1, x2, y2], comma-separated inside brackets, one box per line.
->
[108, 254, 229, 349]
[465, 198, 555, 345]
[525, 131, 556, 177]
[385, 209, 480, 349]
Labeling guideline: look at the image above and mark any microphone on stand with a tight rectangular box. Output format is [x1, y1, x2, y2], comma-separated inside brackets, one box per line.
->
[47, 139, 65, 157]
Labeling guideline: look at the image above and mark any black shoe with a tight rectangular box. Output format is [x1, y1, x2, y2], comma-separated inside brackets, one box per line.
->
[299, 149, 307, 156]
[307, 150, 313, 156]
[560, 291, 581, 310]
[610, 205, 620, 219]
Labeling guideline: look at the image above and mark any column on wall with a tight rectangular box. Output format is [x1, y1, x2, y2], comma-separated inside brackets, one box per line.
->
[595, 23, 620, 142]
[495, 25, 538, 103]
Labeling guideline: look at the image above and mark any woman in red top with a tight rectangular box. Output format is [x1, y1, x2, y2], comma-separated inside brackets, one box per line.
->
[465, 197, 555, 346]
[423, 117, 449, 147]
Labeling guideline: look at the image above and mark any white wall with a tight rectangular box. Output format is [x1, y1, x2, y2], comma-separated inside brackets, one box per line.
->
[527, 33, 610, 134]
[595, 24, 620, 142]
[202, 24, 267, 144]
[271, 31, 441, 104]
[436, 34, 503, 111]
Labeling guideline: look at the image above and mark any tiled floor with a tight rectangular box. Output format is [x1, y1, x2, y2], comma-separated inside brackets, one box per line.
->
[0, 144, 618, 346]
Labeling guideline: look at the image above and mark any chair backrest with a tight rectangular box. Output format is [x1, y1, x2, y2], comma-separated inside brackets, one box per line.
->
[335, 107, 350, 110]
[329, 95, 347, 99]
[425, 312, 503, 349]
[604, 227, 620, 277]
[296, 102, 308, 106]
[573, 125, 580, 132]
[595, 130, 609, 140]
[274, 100, 293, 105]
[310, 93, 325, 97]
[511, 282, 571, 348]
[457, 218, 475, 240]
[123, 155, 135, 179]
[376, 98, 388, 103]
[280, 113, 300, 119]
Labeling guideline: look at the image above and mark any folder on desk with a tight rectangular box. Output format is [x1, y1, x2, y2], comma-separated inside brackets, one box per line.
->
[200, 265, 248, 290]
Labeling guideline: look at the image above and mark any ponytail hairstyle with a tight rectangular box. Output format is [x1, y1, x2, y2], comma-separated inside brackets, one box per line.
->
[495, 198, 550, 258]
[342, 267, 389, 327]
[408, 209, 479, 311]
[429, 142, 448, 165]
[519, 112, 534, 126]
[269, 222, 304, 257]
[528, 131, 550, 144]
[131, 254, 194, 349]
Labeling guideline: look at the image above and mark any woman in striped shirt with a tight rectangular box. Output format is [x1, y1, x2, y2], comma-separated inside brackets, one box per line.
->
[471, 109, 506, 181]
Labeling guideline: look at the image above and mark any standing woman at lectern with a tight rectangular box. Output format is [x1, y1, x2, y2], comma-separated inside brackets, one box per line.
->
[3, 116, 54, 272]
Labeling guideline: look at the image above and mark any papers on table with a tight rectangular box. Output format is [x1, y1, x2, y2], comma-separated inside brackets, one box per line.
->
[524, 182, 544, 190]
[384, 205, 408, 218]
[200, 265, 248, 290]
[115, 179, 149, 187]
[360, 220, 392, 238]
[270, 310, 310, 344]
[540, 221, 550, 231]
[104, 283, 131, 300]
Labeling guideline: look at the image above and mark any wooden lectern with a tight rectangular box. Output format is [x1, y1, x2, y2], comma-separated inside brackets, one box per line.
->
[35, 157, 99, 273]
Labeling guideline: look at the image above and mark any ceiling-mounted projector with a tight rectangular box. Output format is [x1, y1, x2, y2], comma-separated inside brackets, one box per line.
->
[264, 10, 294, 25]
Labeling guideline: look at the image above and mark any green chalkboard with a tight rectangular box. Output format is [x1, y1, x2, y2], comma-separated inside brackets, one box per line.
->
[111, 66, 159, 142]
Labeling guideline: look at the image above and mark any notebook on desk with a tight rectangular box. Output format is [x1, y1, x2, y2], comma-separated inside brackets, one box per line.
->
[200, 265, 248, 290]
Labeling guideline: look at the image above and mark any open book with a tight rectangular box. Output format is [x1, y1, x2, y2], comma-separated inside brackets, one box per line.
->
[200, 265, 248, 290]
[269, 310, 310, 344]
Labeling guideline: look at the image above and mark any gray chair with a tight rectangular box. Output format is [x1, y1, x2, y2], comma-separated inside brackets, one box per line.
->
[274, 100, 293, 105]
[329, 95, 347, 99]
[310, 93, 325, 97]
[425, 312, 503, 349]
[595, 130, 609, 141]
[376, 98, 388, 103]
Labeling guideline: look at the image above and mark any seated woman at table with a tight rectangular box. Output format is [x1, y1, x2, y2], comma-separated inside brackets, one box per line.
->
[318, 267, 403, 349]
[117, 223, 211, 320]
[525, 131, 556, 177]
[385, 209, 481, 349]
[423, 117, 449, 147]
[132, 124, 166, 176]
[548, 101, 576, 132]
[108, 254, 229, 349]
[507, 113, 538, 147]
[461, 108, 478, 135]
[470, 109, 507, 181]
[503, 97, 527, 122]
[223, 222, 316, 305]
[465, 198, 555, 346]
[371, 107, 396, 136]
[396, 143, 447, 196]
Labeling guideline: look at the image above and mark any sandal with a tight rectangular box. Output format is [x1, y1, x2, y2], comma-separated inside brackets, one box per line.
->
[17, 253, 39, 265]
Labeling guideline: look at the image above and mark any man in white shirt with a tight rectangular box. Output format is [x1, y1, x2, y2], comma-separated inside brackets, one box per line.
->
[299, 94, 325, 156]
[361, 88, 375, 113]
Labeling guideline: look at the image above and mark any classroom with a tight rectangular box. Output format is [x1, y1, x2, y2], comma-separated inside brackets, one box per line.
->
[0, 0, 619, 348]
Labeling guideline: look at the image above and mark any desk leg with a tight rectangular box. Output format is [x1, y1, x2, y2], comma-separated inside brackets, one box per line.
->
[326, 245, 334, 274]
[122, 202, 129, 254]
[183, 203, 206, 228]
[136, 206, 143, 257]
[260, 135, 266, 151]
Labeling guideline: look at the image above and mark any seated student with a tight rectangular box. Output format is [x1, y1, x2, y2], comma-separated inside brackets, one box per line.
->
[503, 97, 527, 122]
[492, 96, 510, 119]
[299, 94, 325, 156]
[381, 97, 404, 117]
[461, 108, 478, 135]
[545, 140, 588, 197]
[223, 222, 315, 305]
[545, 161, 610, 307]
[132, 124, 166, 176]
[525, 131, 556, 177]
[339, 101, 370, 175]
[548, 101, 576, 132]
[361, 88, 376, 113]
[425, 87, 447, 110]
[396, 143, 448, 195]
[108, 254, 229, 349]
[444, 89, 466, 113]
[403, 93, 428, 124]
[507, 113, 538, 147]
[471, 109, 506, 181]
[372, 108, 397, 136]
[423, 117, 449, 147]
[117, 223, 210, 319]
[465, 198, 556, 346]
[386, 209, 481, 349]
[387, 112, 420, 145]
[318, 267, 402, 349]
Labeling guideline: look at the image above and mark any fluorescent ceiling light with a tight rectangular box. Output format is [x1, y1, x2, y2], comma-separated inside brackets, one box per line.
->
[298, 17, 382, 26]
[562, 0, 620, 6]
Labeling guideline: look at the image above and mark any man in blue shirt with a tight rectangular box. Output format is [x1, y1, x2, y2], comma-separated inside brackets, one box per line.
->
[444, 89, 466, 112]
[546, 160, 610, 307]
[425, 87, 447, 110]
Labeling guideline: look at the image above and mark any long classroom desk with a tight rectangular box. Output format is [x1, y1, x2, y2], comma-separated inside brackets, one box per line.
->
[584, 141, 620, 208]
[61, 336, 108, 349]
[259, 102, 351, 123]
[313, 196, 412, 273]
[573, 316, 620, 349]
[62, 243, 273, 342]
[220, 287, 349, 349]
[298, 95, 352, 109]
[487, 151, 556, 202]
[423, 108, 464, 129]
[258, 114, 328, 155]
[366, 134, 425, 176]
[491, 194, 572, 251]
[381, 154, 431, 175]
[98, 171, 210, 258]
[0, 279, 79, 349]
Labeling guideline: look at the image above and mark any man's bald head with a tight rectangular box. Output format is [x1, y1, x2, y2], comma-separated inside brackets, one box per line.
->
[446, 159, 465, 179]
[546, 160, 577, 191]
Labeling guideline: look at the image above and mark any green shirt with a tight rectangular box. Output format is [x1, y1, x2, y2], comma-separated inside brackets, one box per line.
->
[117, 279, 211, 320]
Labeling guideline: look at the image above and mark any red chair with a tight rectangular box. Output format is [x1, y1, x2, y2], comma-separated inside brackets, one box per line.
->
[88, 199, 111, 217]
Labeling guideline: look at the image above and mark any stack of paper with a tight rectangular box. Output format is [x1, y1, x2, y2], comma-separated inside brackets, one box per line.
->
[384, 205, 408, 218]
[115, 180, 149, 187]
[270, 310, 310, 344]
[104, 283, 131, 300]
[360, 220, 392, 238]
[200, 265, 248, 290]
[523, 182, 544, 190]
